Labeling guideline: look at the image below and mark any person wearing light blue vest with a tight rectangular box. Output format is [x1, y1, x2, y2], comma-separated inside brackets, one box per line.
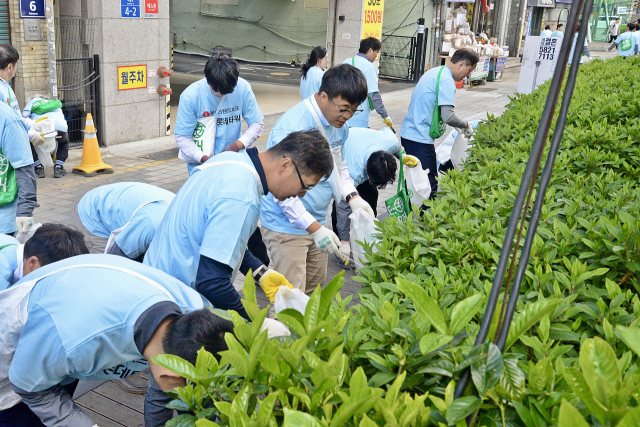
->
[300, 46, 328, 100]
[261, 64, 373, 294]
[399, 49, 478, 202]
[342, 37, 393, 130]
[77, 182, 175, 261]
[175, 55, 265, 175]
[0, 101, 38, 236]
[0, 45, 40, 147]
[568, 25, 590, 65]
[608, 23, 639, 57]
[331, 127, 400, 262]
[540, 25, 553, 37]
[0, 223, 88, 292]
[0, 254, 234, 427]
[551, 23, 564, 37]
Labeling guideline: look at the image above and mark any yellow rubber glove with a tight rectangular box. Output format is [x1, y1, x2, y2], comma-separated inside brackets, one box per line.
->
[259, 269, 294, 302]
[383, 116, 393, 128]
[402, 154, 419, 168]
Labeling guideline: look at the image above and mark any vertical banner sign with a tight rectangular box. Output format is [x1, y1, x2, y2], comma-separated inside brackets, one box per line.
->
[145, 0, 158, 18]
[362, 0, 385, 60]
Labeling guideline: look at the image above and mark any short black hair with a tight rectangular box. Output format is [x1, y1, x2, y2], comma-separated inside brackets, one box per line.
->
[318, 64, 368, 106]
[366, 151, 397, 189]
[24, 224, 89, 265]
[545, 25, 551, 30]
[163, 309, 235, 364]
[557, 24, 564, 29]
[451, 49, 480, 67]
[0, 45, 19, 70]
[204, 55, 240, 95]
[359, 37, 382, 54]
[267, 129, 334, 179]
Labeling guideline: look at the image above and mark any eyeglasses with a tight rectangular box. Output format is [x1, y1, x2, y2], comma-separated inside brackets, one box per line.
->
[329, 97, 363, 117]
[289, 158, 314, 192]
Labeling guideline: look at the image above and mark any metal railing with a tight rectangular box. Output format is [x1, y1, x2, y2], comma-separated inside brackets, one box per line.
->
[379, 34, 416, 81]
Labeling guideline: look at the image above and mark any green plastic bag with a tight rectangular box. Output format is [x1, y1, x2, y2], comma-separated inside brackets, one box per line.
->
[621, 38, 632, 51]
[0, 149, 18, 207]
[428, 66, 447, 139]
[385, 151, 411, 222]
[30, 99, 62, 115]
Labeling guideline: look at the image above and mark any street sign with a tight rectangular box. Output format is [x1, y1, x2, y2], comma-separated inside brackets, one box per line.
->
[145, 0, 158, 18]
[24, 19, 42, 41]
[121, 0, 141, 18]
[20, 0, 45, 19]
[117, 65, 147, 90]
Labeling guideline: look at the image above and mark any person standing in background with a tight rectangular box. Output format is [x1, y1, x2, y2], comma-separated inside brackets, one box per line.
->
[541, 25, 553, 37]
[300, 46, 328, 100]
[551, 23, 564, 37]
[609, 18, 621, 42]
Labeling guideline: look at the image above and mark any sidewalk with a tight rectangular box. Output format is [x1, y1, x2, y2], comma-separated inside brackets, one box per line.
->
[38, 66, 522, 427]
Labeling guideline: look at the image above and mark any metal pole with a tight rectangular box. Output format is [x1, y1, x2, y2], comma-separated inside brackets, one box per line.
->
[45, 0, 57, 99]
[414, 18, 426, 82]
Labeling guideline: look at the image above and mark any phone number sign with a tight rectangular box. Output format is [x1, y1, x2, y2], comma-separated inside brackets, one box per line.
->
[118, 65, 147, 91]
[538, 37, 558, 60]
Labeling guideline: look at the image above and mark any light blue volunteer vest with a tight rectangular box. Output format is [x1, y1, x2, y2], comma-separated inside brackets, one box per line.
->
[23, 97, 68, 132]
[343, 54, 379, 128]
[0, 102, 34, 234]
[341, 127, 400, 187]
[399, 65, 457, 145]
[617, 31, 637, 57]
[78, 182, 175, 259]
[0, 234, 19, 291]
[144, 151, 263, 289]
[174, 77, 264, 155]
[300, 66, 324, 100]
[260, 97, 348, 235]
[7, 254, 205, 394]
[0, 78, 20, 116]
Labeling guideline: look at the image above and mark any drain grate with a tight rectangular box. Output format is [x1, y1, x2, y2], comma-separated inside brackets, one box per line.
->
[140, 147, 179, 161]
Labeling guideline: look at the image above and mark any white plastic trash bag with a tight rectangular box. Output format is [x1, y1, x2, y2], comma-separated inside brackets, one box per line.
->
[15, 223, 42, 244]
[450, 132, 470, 171]
[274, 286, 310, 314]
[33, 117, 57, 169]
[436, 131, 457, 166]
[349, 208, 378, 270]
[404, 160, 431, 205]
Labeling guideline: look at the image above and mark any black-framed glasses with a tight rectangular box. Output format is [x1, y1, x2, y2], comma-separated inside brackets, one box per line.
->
[289, 158, 314, 192]
[329, 97, 363, 117]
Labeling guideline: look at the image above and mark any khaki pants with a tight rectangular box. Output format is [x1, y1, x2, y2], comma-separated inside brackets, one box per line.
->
[261, 226, 328, 295]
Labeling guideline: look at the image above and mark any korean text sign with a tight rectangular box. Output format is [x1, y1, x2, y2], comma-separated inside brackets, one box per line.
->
[362, 0, 385, 40]
[118, 65, 147, 91]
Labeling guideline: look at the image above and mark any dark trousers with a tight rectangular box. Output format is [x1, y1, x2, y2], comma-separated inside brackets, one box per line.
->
[0, 380, 79, 426]
[247, 227, 269, 267]
[400, 137, 438, 200]
[331, 181, 378, 241]
[31, 131, 70, 163]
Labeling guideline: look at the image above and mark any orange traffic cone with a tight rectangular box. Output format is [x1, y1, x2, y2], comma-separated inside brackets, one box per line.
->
[72, 113, 113, 177]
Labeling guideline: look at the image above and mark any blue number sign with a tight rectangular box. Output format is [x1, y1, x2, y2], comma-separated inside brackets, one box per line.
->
[20, 0, 45, 19]
[121, 0, 141, 18]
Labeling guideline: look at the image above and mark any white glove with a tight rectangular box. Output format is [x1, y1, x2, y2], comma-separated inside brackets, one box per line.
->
[30, 132, 44, 146]
[349, 196, 375, 218]
[311, 226, 342, 257]
[16, 217, 34, 234]
[463, 123, 474, 138]
[339, 241, 351, 260]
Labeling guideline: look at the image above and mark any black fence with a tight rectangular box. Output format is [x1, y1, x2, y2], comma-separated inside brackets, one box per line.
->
[379, 35, 416, 81]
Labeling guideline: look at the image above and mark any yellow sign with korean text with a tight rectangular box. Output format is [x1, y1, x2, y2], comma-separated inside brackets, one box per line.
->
[117, 65, 147, 91]
[361, 0, 385, 40]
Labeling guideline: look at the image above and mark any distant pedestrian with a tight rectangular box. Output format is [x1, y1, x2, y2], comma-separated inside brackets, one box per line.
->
[300, 46, 328, 100]
[551, 23, 564, 37]
[608, 23, 639, 57]
[541, 25, 553, 37]
[633, 23, 640, 50]
[568, 25, 590, 65]
[609, 18, 621, 42]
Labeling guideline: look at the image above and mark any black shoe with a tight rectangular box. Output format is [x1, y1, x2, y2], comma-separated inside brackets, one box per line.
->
[35, 165, 45, 178]
[53, 165, 66, 178]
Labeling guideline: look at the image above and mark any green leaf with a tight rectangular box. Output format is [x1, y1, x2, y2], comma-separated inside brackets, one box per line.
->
[277, 309, 306, 337]
[359, 414, 379, 427]
[505, 299, 561, 351]
[396, 277, 448, 335]
[419, 333, 454, 355]
[528, 358, 553, 393]
[195, 419, 220, 427]
[563, 367, 607, 424]
[497, 356, 525, 401]
[218, 350, 249, 378]
[152, 354, 197, 383]
[617, 405, 640, 427]
[579, 337, 622, 407]
[243, 272, 257, 304]
[165, 414, 199, 427]
[470, 343, 503, 396]
[449, 293, 484, 335]
[445, 396, 481, 425]
[512, 401, 535, 427]
[385, 371, 406, 404]
[283, 408, 323, 427]
[241, 299, 261, 323]
[557, 399, 589, 427]
[329, 389, 384, 427]
[195, 347, 217, 380]
[616, 325, 640, 357]
[304, 285, 322, 332]
[318, 271, 344, 322]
